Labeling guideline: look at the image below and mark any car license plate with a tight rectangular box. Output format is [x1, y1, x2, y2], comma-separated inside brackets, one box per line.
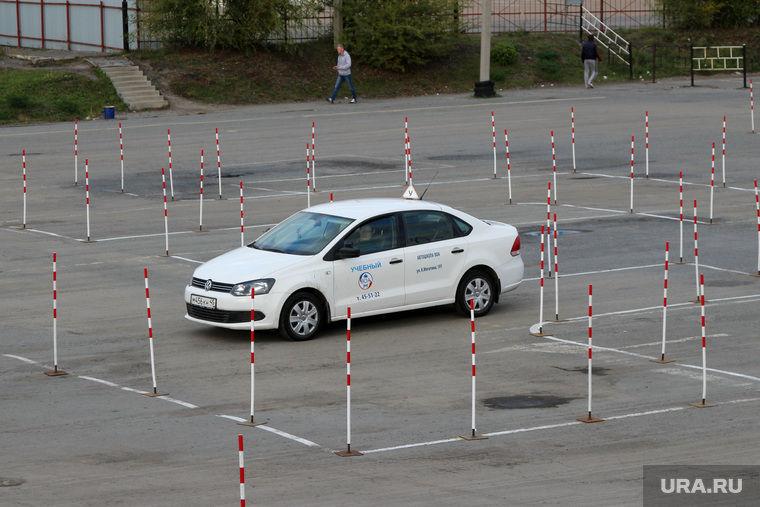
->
[191, 294, 216, 310]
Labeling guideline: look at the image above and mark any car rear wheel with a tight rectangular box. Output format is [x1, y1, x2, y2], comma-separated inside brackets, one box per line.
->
[279, 292, 323, 341]
[456, 270, 495, 317]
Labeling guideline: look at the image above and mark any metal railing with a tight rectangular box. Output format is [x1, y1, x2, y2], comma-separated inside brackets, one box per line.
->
[691, 45, 747, 88]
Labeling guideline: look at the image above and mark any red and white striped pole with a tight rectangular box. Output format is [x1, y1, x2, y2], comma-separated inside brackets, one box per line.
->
[407, 135, 413, 187]
[645, 111, 650, 179]
[404, 117, 409, 185]
[629, 135, 635, 213]
[85, 159, 91, 243]
[199, 150, 204, 232]
[240, 181, 245, 247]
[721, 116, 726, 187]
[652, 242, 675, 364]
[74, 119, 78, 186]
[553, 212, 560, 321]
[306, 143, 311, 208]
[679, 171, 684, 263]
[551, 130, 557, 204]
[578, 284, 603, 422]
[250, 290, 255, 423]
[22, 149, 27, 229]
[534, 225, 546, 336]
[238, 434, 245, 507]
[239, 289, 264, 427]
[571, 107, 576, 173]
[710, 142, 715, 224]
[546, 182, 553, 278]
[143, 268, 167, 397]
[311, 121, 316, 191]
[491, 111, 497, 179]
[755, 180, 760, 276]
[693, 200, 701, 302]
[119, 122, 125, 193]
[700, 274, 707, 404]
[461, 299, 486, 440]
[504, 129, 512, 204]
[336, 307, 362, 456]
[751, 79, 755, 134]
[45, 252, 67, 376]
[167, 129, 175, 200]
[216, 127, 222, 200]
[470, 299, 476, 436]
[161, 168, 169, 256]
[689, 275, 715, 408]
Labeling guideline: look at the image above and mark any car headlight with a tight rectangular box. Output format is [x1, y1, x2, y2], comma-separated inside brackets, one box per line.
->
[230, 279, 275, 296]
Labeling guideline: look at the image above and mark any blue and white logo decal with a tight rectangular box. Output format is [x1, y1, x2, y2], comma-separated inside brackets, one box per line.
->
[358, 272, 373, 290]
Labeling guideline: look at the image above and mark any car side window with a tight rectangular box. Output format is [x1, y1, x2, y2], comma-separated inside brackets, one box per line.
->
[403, 211, 455, 246]
[344, 216, 398, 255]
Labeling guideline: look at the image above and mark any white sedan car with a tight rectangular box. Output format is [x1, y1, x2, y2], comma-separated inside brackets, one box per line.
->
[185, 198, 523, 340]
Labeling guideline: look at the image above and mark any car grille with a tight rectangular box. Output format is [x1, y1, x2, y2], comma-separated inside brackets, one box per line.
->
[186, 304, 263, 323]
[191, 277, 235, 293]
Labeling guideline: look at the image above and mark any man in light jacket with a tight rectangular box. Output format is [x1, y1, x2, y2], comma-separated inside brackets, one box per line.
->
[327, 44, 357, 104]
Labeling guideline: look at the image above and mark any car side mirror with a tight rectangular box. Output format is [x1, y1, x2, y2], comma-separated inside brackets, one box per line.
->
[336, 240, 361, 259]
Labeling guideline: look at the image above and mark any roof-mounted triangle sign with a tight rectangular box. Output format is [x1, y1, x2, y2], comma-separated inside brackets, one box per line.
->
[403, 185, 419, 200]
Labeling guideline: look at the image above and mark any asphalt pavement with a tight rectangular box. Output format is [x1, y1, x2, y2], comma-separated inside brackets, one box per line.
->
[1, 73, 759, 506]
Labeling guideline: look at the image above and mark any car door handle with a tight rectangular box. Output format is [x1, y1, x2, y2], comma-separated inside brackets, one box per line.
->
[390, 258, 403, 264]
[451, 248, 464, 254]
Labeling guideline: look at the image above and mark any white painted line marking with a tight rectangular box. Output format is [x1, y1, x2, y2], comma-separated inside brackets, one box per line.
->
[360, 400, 759, 454]
[171, 255, 203, 264]
[216, 415, 325, 448]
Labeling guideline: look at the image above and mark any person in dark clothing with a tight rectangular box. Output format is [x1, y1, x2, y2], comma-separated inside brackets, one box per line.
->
[581, 34, 602, 88]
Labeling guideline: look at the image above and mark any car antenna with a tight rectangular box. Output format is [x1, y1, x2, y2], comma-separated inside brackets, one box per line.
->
[419, 171, 439, 201]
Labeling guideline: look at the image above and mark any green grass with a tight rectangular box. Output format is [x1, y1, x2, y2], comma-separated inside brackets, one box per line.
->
[2, 27, 759, 124]
[0, 66, 127, 125]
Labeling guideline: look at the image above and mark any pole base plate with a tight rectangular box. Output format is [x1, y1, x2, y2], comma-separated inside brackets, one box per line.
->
[459, 434, 488, 441]
[335, 449, 363, 457]
[689, 401, 718, 408]
[141, 392, 169, 397]
[577, 416, 604, 423]
[44, 370, 68, 376]
[650, 358, 676, 364]
[237, 421, 267, 428]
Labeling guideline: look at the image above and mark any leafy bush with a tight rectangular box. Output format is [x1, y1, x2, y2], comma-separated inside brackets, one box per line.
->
[655, 0, 760, 29]
[537, 49, 559, 61]
[490, 67, 508, 82]
[491, 42, 519, 66]
[341, 0, 466, 72]
[6, 92, 32, 109]
[140, 0, 323, 51]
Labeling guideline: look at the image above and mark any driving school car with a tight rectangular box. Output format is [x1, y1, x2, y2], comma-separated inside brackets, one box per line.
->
[185, 198, 523, 340]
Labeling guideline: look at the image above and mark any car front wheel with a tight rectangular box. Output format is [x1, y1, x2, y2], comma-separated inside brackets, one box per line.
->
[279, 292, 323, 341]
[456, 270, 495, 317]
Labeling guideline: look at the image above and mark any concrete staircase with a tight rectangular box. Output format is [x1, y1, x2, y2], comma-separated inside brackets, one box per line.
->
[89, 56, 168, 111]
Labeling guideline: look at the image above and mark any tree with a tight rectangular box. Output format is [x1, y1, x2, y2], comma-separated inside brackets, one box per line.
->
[656, 0, 760, 29]
[339, 0, 469, 72]
[140, 0, 324, 51]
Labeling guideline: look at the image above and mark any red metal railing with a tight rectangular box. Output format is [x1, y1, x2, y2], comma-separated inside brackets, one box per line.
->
[0, 0, 140, 52]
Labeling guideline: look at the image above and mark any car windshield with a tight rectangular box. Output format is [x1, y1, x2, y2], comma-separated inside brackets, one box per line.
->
[251, 211, 354, 255]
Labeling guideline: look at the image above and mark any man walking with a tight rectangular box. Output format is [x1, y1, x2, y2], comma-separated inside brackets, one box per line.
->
[581, 34, 602, 89]
[326, 44, 357, 104]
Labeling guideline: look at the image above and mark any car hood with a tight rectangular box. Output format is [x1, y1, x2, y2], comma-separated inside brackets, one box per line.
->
[192, 246, 311, 283]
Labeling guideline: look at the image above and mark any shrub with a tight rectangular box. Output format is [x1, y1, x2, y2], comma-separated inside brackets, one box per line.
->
[6, 92, 32, 109]
[341, 0, 466, 72]
[491, 42, 519, 66]
[490, 67, 508, 82]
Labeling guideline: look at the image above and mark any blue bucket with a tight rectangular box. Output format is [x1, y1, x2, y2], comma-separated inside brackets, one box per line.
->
[104, 106, 115, 119]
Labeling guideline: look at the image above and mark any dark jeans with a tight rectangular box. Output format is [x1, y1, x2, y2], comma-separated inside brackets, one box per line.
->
[330, 74, 357, 101]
